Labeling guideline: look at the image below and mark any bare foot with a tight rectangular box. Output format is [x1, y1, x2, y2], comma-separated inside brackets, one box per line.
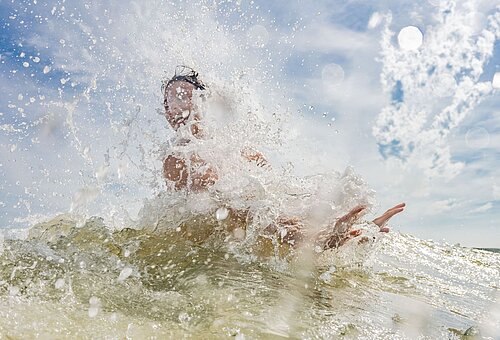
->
[372, 203, 406, 232]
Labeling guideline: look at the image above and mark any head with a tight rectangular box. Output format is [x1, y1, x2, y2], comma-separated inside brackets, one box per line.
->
[163, 67, 206, 131]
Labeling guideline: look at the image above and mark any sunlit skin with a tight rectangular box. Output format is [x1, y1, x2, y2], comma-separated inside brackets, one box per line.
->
[163, 80, 218, 191]
[163, 81, 202, 135]
[163, 78, 405, 249]
[322, 202, 406, 248]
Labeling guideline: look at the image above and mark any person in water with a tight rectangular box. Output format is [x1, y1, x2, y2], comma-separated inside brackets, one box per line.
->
[162, 66, 405, 250]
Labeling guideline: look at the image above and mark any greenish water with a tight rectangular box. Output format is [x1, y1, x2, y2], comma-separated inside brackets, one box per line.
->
[1, 216, 499, 339]
[477, 248, 500, 254]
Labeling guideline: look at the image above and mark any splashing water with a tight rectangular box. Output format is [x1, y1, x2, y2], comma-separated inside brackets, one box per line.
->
[1, 216, 499, 338]
[0, 0, 499, 338]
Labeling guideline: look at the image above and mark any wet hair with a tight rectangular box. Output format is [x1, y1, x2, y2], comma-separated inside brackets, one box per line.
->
[163, 66, 205, 92]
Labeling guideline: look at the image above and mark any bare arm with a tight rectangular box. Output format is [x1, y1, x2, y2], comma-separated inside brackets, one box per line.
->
[189, 154, 218, 191]
[163, 155, 188, 190]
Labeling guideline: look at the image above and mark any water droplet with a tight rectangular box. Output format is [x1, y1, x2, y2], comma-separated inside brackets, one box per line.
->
[89, 296, 101, 318]
[43, 65, 51, 74]
[33, 56, 40, 63]
[95, 165, 109, 182]
[465, 127, 490, 148]
[117, 267, 133, 282]
[368, 12, 382, 29]
[178, 312, 191, 323]
[89, 296, 100, 305]
[88, 305, 99, 318]
[492, 72, 500, 89]
[247, 24, 269, 48]
[215, 207, 229, 220]
[8, 286, 19, 296]
[233, 227, 245, 240]
[22, 62, 29, 68]
[55, 278, 65, 289]
[398, 26, 423, 50]
[321, 63, 344, 86]
[432, 74, 456, 97]
[235, 333, 246, 340]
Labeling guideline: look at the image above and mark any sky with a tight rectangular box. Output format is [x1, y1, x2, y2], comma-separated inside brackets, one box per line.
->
[0, 0, 499, 247]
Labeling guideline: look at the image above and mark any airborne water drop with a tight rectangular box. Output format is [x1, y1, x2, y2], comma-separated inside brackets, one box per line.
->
[397, 26, 423, 50]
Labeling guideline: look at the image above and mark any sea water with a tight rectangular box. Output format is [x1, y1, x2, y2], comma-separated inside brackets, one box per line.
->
[0, 216, 499, 338]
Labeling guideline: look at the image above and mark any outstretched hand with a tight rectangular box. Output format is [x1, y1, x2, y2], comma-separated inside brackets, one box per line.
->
[323, 205, 367, 249]
[323, 203, 406, 249]
[332, 205, 367, 234]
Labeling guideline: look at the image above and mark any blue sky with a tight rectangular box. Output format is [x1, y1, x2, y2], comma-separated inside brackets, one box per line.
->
[0, 0, 499, 247]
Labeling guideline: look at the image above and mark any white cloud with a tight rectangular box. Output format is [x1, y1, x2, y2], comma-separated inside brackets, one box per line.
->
[493, 72, 500, 89]
[469, 202, 493, 214]
[295, 21, 377, 54]
[430, 199, 462, 214]
[261, 2, 499, 247]
[494, 185, 500, 200]
[368, 12, 383, 30]
[374, 1, 500, 179]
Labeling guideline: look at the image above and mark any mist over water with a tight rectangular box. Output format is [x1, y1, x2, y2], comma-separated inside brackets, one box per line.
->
[1, 0, 500, 338]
